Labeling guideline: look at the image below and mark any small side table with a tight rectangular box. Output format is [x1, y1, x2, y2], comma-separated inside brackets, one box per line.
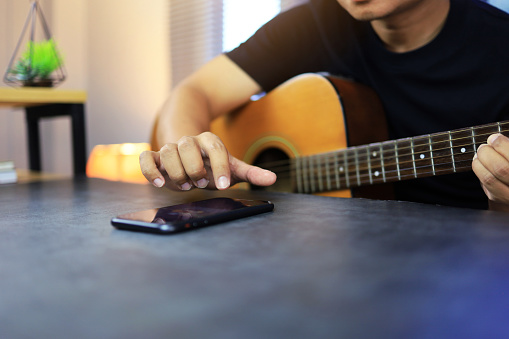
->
[0, 87, 87, 175]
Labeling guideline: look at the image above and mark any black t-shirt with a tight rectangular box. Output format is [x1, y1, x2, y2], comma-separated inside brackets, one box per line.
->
[226, 0, 509, 209]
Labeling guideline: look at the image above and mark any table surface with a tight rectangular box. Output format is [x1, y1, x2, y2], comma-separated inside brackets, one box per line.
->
[1, 178, 509, 339]
[0, 87, 86, 107]
[15, 168, 71, 184]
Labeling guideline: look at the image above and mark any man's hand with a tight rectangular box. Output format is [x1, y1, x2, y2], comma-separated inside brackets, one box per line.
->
[472, 133, 509, 211]
[140, 131, 277, 191]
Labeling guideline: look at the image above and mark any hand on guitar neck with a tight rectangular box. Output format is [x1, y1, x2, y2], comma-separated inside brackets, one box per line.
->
[139, 131, 277, 192]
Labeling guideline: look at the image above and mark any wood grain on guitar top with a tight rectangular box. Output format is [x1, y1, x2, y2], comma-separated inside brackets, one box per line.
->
[210, 73, 392, 199]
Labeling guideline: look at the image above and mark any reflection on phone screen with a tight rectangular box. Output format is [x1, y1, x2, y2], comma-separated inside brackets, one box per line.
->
[118, 198, 249, 224]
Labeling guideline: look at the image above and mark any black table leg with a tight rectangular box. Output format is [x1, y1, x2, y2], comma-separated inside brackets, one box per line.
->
[25, 103, 87, 176]
[25, 109, 42, 172]
[70, 104, 87, 176]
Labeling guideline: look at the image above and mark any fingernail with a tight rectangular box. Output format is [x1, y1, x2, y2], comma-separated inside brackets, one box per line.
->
[153, 178, 164, 187]
[217, 176, 229, 189]
[487, 133, 501, 145]
[196, 178, 209, 188]
[180, 182, 192, 191]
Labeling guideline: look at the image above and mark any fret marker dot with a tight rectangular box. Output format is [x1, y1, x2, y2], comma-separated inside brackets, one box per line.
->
[461, 147, 466, 153]
[374, 171, 380, 177]
[339, 167, 344, 172]
[372, 152, 377, 157]
[420, 154, 425, 159]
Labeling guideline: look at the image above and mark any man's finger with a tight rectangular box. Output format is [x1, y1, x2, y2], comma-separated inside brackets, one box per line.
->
[159, 144, 192, 190]
[197, 132, 231, 190]
[230, 157, 277, 187]
[139, 150, 165, 187]
[488, 133, 509, 161]
[177, 136, 209, 188]
[476, 142, 509, 186]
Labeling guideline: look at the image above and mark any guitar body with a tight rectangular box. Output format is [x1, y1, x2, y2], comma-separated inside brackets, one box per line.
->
[210, 73, 392, 199]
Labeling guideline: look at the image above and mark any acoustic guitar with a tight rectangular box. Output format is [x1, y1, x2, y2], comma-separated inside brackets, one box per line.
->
[210, 73, 507, 199]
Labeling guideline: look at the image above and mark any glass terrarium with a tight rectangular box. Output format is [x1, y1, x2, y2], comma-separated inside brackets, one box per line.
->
[4, 1, 66, 87]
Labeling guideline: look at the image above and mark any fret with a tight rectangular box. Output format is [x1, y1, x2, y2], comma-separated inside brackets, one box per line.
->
[316, 155, 324, 192]
[379, 143, 386, 182]
[410, 138, 417, 178]
[450, 128, 474, 157]
[380, 141, 398, 181]
[499, 121, 509, 137]
[294, 158, 302, 193]
[367, 145, 373, 185]
[368, 145, 383, 184]
[428, 134, 435, 176]
[448, 131, 456, 173]
[343, 150, 350, 188]
[471, 127, 477, 153]
[450, 129, 475, 171]
[412, 135, 432, 177]
[301, 157, 309, 193]
[354, 146, 372, 186]
[334, 152, 341, 190]
[354, 147, 361, 187]
[394, 141, 401, 181]
[428, 132, 455, 174]
[308, 156, 315, 193]
[394, 138, 415, 179]
[325, 153, 331, 191]
[498, 121, 502, 133]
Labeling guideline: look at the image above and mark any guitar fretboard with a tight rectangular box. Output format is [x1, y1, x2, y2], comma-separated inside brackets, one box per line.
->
[291, 121, 508, 194]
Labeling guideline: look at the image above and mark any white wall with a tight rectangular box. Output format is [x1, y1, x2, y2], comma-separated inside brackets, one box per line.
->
[0, 0, 170, 175]
[86, 0, 170, 149]
[0, 1, 46, 172]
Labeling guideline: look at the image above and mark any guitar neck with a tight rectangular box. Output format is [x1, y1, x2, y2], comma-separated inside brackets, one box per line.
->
[292, 121, 509, 194]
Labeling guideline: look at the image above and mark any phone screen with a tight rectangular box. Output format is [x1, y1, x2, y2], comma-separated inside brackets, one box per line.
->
[111, 197, 274, 234]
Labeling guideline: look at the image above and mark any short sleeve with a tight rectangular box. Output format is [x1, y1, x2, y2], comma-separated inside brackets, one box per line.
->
[225, 4, 331, 92]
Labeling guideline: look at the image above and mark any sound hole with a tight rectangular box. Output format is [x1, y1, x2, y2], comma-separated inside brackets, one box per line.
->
[251, 148, 292, 192]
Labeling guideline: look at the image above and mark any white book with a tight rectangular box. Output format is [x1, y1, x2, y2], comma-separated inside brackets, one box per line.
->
[0, 170, 17, 184]
[0, 160, 15, 171]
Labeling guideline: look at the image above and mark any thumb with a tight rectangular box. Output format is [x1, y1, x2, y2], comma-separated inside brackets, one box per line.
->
[230, 157, 277, 187]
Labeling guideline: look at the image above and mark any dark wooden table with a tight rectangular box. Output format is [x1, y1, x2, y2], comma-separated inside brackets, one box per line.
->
[1, 178, 509, 338]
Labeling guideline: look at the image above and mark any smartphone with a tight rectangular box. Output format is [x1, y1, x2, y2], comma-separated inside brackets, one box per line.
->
[111, 197, 274, 234]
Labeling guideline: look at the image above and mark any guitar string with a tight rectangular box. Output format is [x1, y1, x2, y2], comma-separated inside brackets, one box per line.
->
[250, 123, 502, 191]
[259, 138, 479, 176]
[256, 126, 508, 171]
[273, 151, 475, 181]
[254, 128, 508, 174]
[273, 157, 475, 191]
[302, 139, 477, 172]
[306, 139, 478, 176]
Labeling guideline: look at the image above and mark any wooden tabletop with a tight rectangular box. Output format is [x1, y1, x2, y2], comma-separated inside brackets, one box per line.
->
[15, 168, 71, 183]
[0, 87, 87, 107]
[1, 178, 509, 338]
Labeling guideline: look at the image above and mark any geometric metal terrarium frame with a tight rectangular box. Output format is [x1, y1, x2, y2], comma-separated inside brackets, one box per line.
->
[4, 1, 66, 87]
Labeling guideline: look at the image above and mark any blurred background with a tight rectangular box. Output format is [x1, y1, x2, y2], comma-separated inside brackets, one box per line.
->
[0, 0, 507, 177]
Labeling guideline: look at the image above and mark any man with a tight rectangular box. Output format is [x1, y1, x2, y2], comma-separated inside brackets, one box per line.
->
[140, 0, 509, 211]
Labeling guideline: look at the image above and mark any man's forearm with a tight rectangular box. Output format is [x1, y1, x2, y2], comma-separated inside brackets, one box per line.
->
[154, 83, 213, 150]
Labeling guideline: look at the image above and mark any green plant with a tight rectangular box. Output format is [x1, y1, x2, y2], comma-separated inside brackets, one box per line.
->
[9, 39, 63, 84]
